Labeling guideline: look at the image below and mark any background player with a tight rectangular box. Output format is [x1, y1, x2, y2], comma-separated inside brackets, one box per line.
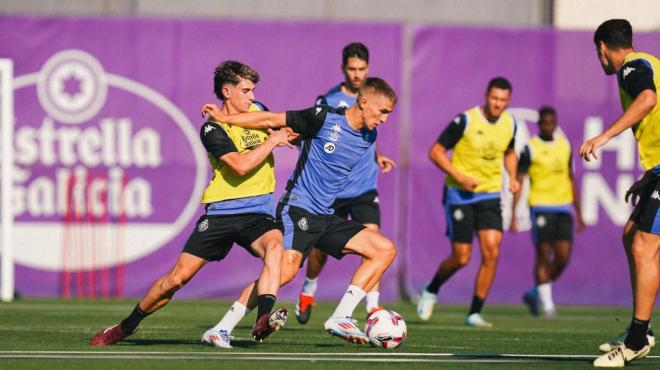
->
[510, 106, 585, 317]
[584, 19, 658, 367]
[202, 77, 398, 344]
[296, 42, 396, 324]
[89, 61, 294, 346]
[417, 77, 520, 327]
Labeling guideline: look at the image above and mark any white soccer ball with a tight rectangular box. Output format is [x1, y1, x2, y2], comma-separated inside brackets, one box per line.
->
[365, 309, 407, 348]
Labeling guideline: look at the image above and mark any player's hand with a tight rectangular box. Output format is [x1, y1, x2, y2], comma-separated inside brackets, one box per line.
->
[201, 103, 224, 121]
[509, 178, 521, 194]
[458, 175, 479, 191]
[267, 128, 294, 148]
[625, 173, 650, 206]
[377, 154, 397, 173]
[579, 134, 609, 162]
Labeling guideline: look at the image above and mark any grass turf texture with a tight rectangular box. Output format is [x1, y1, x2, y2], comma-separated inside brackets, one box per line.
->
[0, 299, 658, 369]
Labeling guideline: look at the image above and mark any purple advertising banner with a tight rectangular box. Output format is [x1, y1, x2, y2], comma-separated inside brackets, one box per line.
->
[0, 16, 403, 301]
[407, 26, 659, 306]
[1, 16, 659, 306]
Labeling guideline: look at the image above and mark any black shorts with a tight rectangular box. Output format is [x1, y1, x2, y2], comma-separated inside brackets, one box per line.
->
[445, 199, 502, 243]
[530, 211, 573, 244]
[277, 203, 366, 260]
[629, 174, 660, 235]
[182, 213, 281, 261]
[332, 190, 381, 226]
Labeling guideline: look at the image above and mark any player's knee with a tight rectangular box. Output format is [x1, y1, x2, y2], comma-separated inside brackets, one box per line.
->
[455, 251, 471, 267]
[164, 273, 187, 292]
[265, 242, 284, 261]
[374, 238, 396, 263]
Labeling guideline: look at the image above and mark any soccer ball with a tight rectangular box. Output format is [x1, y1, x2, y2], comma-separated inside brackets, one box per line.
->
[365, 309, 407, 348]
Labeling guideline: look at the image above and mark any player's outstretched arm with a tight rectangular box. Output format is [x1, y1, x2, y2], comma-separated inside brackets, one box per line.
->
[428, 143, 478, 191]
[580, 89, 656, 162]
[202, 103, 287, 129]
[219, 128, 295, 176]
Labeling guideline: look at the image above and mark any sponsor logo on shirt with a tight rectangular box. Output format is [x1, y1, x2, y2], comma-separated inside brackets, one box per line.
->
[324, 142, 336, 154]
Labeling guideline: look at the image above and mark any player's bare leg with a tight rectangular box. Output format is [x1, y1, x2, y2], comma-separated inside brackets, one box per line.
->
[324, 229, 396, 344]
[362, 223, 383, 314]
[296, 247, 327, 324]
[465, 229, 501, 327]
[91, 253, 207, 345]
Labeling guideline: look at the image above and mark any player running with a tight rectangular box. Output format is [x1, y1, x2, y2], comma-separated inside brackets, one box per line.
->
[89, 61, 295, 346]
[417, 77, 520, 327]
[585, 19, 658, 368]
[295, 42, 396, 325]
[510, 106, 585, 317]
[202, 77, 398, 345]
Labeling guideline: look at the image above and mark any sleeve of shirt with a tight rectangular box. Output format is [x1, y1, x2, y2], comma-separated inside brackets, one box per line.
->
[200, 122, 237, 158]
[517, 145, 531, 175]
[437, 113, 467, 149]
[285, 106, 328, 138]
[507, 118, 517, 150]
[315, 95, 328, 106]
[620, 59, 656, 99]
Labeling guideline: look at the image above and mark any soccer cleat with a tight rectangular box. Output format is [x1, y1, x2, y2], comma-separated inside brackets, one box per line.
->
[593, 343, 650, 367]
[522, 290, 539, 316]
[252, 307, 288, 342]
[465, 313, 493, 328]
[295, 293, 315, 325]
[202, 328, 232, 349]
[324, 316, 369, 344]
[416, 289, 437, 321]
[89, 324, 135, 346]
[599, 327, 656, 352]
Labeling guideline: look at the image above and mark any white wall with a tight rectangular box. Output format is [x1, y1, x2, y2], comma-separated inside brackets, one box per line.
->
[554, 0, 660, 31]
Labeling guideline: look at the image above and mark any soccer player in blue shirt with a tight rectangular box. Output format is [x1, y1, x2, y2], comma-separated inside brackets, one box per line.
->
[202, 77, 398, 344]
[296, 42, 396, 324]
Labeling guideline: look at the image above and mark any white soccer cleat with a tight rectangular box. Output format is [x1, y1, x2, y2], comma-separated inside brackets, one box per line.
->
[593, 343, 650, 367]
[416, 289, 437, 321]
[324, 316, 368, 344]
[599, 328, 655, 352]
[465, 313, 493, 328]
[202, 328, 232, 349]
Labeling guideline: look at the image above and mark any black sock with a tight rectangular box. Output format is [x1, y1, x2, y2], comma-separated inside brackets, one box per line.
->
[120, 304, 149, 335]
[468, 295, 485, 315]
[624, 317, 650, 350]
[426, 274, 450, 295]
[257, 294, 276, 318]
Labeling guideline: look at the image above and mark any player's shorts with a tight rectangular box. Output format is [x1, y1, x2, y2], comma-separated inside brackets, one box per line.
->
[629, 174, 660, 235]
[332, 189, 381, 226]
[445, 198, 502, 243]
[277, 203, 366, 260]
[182, 213, 281, 261]
[530, 211, 573, 245]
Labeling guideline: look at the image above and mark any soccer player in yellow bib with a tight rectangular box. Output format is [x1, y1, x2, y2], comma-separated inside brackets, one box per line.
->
[417, 77, 520, 327]
[90, 61, 296, 348]
[583, 19, 659, 368]
[510, 106, 585, 318]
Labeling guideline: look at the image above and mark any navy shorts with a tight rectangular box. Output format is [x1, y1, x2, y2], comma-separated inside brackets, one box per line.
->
[445, 199, 502, 243]
[629, 174, 660, 235]
[332, 190, 381, 226]
[530, 211, 573, 245]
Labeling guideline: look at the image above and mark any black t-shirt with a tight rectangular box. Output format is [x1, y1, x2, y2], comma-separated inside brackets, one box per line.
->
[285, 105, 344, 138]
[617, 59, 656, 99]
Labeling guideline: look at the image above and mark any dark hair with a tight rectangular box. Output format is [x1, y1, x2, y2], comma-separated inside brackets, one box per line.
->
[342, 42, 369, 66]
[357, 77, 397, 105]
[594, 19, 633, 49]
[487, 77, 512, 93]
[538, 106, 556, 121]
[213, 61, 260, 100]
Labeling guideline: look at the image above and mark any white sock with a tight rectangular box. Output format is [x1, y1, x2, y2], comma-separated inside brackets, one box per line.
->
[537, 282, 555, 312]
[301, 277, 318, 296]
[365, 291, 380, 312]
[212, 301, 250, 334]
[332, 284, 367, 318]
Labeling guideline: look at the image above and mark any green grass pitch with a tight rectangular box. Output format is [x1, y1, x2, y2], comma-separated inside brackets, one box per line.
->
[0, 299, 658, 369]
